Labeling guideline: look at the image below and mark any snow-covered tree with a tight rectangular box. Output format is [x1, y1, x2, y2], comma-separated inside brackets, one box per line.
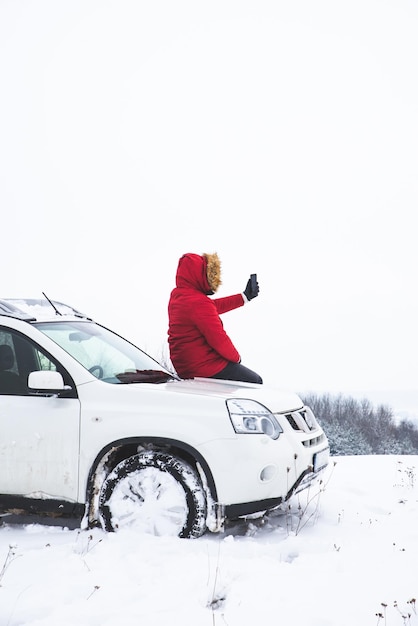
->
[300, 392, 418, 455]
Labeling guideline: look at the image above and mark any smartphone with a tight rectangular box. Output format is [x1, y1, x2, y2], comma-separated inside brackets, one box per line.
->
[250, 273, 257, 291]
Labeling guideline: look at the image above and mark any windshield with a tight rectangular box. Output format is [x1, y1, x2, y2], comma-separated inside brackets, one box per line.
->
[34, 320, 175, 384]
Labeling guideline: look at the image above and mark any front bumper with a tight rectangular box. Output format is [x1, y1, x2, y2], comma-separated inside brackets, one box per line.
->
[223, 448, 329, 519]
[198, 427, 330, 511]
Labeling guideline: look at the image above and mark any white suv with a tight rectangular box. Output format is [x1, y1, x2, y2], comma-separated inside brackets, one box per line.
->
[0, 297, 329, 538]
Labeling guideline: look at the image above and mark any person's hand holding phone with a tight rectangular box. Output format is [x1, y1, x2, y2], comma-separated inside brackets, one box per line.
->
[244, 273, 259, 300]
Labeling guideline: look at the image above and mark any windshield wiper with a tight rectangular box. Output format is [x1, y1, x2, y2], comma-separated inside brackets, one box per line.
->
[115, 370, 175, 384]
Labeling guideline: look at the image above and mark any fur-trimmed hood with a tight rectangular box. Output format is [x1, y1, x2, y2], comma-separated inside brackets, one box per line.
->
[175, 252, 221, 295]
[202, 252, 222, 293]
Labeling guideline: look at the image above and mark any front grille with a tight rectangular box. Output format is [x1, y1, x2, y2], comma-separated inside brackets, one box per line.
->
[284, 409, 315, 433]
[302, 434, 327, 447]
[286, 414, 299, 430]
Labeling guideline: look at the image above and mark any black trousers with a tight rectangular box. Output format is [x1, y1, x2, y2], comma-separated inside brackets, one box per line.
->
[210, 362, 263, 384]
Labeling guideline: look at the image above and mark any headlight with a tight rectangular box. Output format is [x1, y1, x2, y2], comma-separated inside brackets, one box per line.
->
[226, 399, 283, 440]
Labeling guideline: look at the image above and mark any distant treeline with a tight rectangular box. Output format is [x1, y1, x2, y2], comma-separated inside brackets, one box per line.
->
[300, 392, 418, 455]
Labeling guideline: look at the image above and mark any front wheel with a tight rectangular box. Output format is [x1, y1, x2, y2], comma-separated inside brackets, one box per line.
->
[98, 451, 207, 538]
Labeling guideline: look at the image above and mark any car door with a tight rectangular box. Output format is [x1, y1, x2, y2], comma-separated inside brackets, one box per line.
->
[0, 327, 81, 502]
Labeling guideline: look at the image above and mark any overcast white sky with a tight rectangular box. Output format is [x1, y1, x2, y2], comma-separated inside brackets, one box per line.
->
[1, 0, 418, 410]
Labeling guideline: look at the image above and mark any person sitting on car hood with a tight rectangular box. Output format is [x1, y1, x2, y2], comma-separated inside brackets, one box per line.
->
[168, 252, 262, 384]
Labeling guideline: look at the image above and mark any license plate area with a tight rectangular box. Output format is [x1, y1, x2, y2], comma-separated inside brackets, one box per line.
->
[313, 447, 330, 472]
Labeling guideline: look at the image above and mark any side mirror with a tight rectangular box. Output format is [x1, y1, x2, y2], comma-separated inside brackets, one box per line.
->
[28, 370, 71, 395]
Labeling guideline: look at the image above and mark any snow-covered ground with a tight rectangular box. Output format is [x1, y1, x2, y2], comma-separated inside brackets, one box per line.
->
[1, 454, 417, 626]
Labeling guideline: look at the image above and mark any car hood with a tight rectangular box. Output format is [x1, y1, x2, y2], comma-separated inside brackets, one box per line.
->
[160, 377, 304, 413]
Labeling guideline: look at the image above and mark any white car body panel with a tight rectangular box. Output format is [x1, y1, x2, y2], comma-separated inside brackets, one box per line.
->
[76, 378, 311, 505]
[0, 395, 80, 499]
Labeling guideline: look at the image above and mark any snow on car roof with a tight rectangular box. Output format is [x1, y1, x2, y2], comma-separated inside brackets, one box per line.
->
[0, 298, 91, 322]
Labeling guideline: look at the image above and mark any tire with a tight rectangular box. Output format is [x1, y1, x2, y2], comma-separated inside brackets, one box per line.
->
[98, 451, 207, 538]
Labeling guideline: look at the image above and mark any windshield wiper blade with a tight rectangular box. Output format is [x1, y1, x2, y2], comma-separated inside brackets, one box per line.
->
[115, 370, 175, 384]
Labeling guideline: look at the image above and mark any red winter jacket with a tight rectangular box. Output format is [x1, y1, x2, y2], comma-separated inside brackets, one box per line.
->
[168, 253, 244, 378]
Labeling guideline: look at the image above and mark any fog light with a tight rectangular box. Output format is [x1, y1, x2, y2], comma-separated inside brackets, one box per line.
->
[260, 464, 277, 482]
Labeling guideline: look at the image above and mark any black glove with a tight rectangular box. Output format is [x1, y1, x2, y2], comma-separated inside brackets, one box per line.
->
[244, 275, 259, 301]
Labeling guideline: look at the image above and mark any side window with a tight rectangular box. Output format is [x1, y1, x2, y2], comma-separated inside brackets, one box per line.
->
[0, 330, 22, 395]
[34, 348, 57, 372]
[0, 327, 77, 398]
[0, 330, 18, 375]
